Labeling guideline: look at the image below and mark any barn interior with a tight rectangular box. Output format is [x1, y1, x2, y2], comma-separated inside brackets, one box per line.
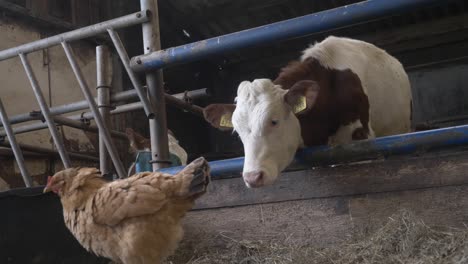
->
[134, 0, 468, 161]
[1, 0, 468, 263]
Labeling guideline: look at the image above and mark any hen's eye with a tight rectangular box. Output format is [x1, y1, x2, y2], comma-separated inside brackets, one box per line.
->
[271, 120, 279, 126]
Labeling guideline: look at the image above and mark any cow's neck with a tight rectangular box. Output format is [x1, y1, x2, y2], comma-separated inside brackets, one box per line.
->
[273, 58, 367, 147]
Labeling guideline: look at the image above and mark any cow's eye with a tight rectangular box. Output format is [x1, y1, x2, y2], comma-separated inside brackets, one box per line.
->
[271, 120, 279, 126]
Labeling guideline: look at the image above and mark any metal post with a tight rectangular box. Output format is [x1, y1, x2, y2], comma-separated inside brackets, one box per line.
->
[107, 29, 155, 118]
[61, 42, 126, 178]
[96, 45, 112, 176]
[0, 98, 33, 187]
[141, 0, 170, 170]
[19, 53, 71, 168]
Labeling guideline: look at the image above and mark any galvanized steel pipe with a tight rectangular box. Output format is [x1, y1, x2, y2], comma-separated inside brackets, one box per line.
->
[0, 95, 203, 137]
[62, 42, 126, 178]
[0, 142, 99, 162]
[1, 88, 208, 127]
[20, 53, 72, 168]
[0, 98, 33, 187]
[130, 0, 450, 71]
[96, 45, 112, 175]
[164, 94, 204, 117]
[141, 0, 170, 170]
[52, 116, 127, 139]
[0, 10, 150, 61]
[108, 29, 155, 119]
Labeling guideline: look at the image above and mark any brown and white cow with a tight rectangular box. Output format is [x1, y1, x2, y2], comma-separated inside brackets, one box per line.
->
[204, 36, 412, 188]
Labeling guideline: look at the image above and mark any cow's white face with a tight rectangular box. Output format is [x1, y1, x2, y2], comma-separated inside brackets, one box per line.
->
[232, 79, 304, 187]
[203, 78, 319, 188]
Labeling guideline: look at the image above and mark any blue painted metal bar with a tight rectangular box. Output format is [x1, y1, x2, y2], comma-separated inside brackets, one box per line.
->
[159, 124, 468, 178]
[130, 0, 449, 72]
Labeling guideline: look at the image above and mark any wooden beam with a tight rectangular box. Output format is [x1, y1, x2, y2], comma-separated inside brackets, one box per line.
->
[194, 150, 468, 209]
[182, 185, 468, 251]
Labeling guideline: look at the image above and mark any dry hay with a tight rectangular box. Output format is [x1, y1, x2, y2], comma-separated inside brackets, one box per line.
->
[165, 211, 468, 264]
[310, 211, 468, 264]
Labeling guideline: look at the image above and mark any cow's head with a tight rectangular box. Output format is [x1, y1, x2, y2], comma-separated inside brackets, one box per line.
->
[125, 128, 178, 154]
[204, 79, 319, 188]
[125, 128, 151, 154]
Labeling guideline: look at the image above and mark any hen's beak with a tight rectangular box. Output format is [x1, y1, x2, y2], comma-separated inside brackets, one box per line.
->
[43, 185, 51, 193]
[43, 176, 53, 193]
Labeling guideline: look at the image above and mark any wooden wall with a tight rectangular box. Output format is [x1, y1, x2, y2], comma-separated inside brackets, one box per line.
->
[180, 150, 468, 249]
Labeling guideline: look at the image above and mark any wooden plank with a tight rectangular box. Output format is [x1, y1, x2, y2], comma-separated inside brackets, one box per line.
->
[181, 185, 468, 253]
[194, 151, 468, 209]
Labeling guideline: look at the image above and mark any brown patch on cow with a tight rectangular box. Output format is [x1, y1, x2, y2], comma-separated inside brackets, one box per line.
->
[274, 58, 370, 146]
[125, 128, 177, 155]
[125, 128, 151, 154]
[203, 104, 236, 131]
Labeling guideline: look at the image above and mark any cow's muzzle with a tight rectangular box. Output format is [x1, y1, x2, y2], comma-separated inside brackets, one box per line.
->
[243, 171, 264, 188]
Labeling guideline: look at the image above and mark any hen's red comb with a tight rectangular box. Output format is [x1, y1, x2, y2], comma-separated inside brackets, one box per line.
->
[47, 176, 52, 185]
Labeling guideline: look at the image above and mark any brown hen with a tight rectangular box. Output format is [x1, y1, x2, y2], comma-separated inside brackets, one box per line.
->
[43, 157, 210, 264]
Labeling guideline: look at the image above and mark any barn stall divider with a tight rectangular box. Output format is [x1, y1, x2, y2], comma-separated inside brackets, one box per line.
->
[1, 0, 467, 263]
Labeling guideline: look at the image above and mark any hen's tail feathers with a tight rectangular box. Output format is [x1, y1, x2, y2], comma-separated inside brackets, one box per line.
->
[183, 157, 211, 198]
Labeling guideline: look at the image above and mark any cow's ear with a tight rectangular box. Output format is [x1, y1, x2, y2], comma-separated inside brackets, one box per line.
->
[203, 104, 236, 131]
[284, 80, 320, 115]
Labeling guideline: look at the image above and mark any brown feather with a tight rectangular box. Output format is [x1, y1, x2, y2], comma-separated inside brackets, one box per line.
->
[51, 157, 210, 264]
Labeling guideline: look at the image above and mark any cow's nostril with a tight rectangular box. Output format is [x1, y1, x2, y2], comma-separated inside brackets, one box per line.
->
[243, 171, 265, 188]
[257, 171, 264, 181]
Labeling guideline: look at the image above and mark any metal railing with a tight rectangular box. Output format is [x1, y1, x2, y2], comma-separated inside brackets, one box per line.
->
[130, 0, 449, 72]
[0, 10, 150, 61]
[0, 0, 456, 187]
[160, 124, 468, 179]
[0, 99, 32, 187]
[0, 88, 207, 127]
[0, 0, 207, 185]
[0, 9, 153, 182]
[0, 89, 206, 138]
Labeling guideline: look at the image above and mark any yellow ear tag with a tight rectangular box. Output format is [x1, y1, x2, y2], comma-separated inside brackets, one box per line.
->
[293, 96, 307, 114]
[219, 113, 233, 128]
